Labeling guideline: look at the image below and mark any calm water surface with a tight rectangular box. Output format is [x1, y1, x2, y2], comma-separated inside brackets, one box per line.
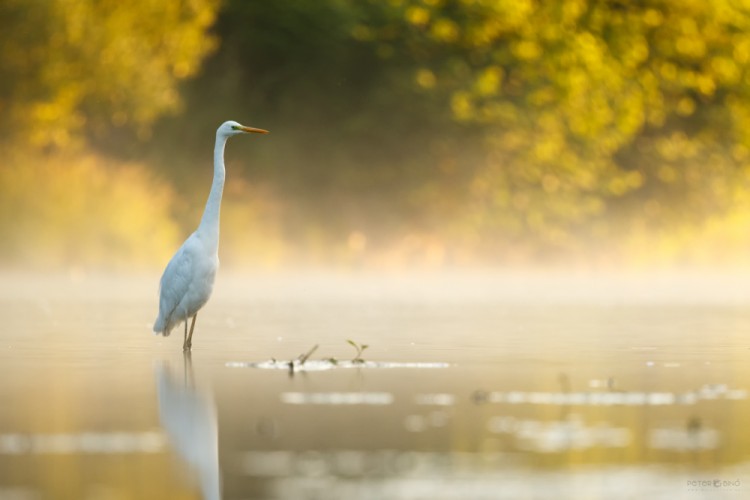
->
[0, 271, 749, 499]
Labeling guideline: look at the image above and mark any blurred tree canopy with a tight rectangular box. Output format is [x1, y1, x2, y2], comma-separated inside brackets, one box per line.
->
[361, 0, 750, 262]
[0, 0, 218, 147]
[167, 0, 750, 265]
[5, 0, 750, 268]
[0, 0, 218, 267]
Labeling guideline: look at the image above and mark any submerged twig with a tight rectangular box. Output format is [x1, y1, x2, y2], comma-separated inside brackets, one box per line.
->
[298, 344, 319, 365]
[267, 341, 371, 373]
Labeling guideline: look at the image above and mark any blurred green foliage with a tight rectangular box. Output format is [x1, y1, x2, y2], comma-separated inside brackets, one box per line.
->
[0, 0, 218, 268]
[5, 0, 750, 268]
[343, 0, 750, 263]
[0, 0, 219, 147]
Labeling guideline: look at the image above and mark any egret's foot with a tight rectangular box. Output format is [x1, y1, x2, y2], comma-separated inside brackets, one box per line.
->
[182, 343, 192, 352]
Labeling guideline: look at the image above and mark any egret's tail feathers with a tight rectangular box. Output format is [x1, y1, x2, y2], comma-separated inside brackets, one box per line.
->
[153, 316, 170, 336]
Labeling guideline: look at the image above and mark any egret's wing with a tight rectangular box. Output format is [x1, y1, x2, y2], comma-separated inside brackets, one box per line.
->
[156, 240, 195, 333]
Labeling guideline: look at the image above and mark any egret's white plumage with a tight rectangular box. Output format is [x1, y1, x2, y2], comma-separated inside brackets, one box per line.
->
[153, 120, 268, 350]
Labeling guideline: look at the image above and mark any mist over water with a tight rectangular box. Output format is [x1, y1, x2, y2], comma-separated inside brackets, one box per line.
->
[1, 270, 749, 499]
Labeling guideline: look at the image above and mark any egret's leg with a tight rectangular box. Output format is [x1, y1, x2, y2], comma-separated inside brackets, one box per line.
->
[186, 314, 197, 350]
[182, 319, 189, 351]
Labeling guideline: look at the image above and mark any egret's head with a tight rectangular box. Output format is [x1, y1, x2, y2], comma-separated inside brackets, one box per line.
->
[218, 120, 269, 137]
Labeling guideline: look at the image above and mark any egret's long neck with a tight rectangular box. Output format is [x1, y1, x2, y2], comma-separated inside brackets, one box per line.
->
[197, 133, 227, 251]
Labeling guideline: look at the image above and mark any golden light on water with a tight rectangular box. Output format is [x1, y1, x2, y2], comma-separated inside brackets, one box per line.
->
[1, 271, 750, 498]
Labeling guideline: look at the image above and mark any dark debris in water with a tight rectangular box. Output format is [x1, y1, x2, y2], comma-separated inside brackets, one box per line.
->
[226, 359, 450, 372]
[226, 342, 450, 372]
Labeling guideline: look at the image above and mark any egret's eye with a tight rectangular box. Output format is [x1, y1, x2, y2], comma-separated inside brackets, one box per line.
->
[231, 125, 240, 130]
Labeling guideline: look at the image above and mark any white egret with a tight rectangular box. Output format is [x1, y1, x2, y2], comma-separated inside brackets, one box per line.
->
[153, 120, 268, 350]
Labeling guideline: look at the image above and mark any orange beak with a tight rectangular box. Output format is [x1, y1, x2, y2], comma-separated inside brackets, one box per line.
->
[239, 126, 269, 134]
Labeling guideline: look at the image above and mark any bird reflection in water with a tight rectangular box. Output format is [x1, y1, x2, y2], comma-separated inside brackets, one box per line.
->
[155, 353, 221, 500]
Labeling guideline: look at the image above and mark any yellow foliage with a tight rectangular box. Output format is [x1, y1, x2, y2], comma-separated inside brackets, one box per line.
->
[416, 68, 437, 89]
[0, 0, 220, 147]
[9, 0, 750, 268]
[406, 6, 430, 26]
[431, 18, 459, 42]
[474, 67, 503, 96]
